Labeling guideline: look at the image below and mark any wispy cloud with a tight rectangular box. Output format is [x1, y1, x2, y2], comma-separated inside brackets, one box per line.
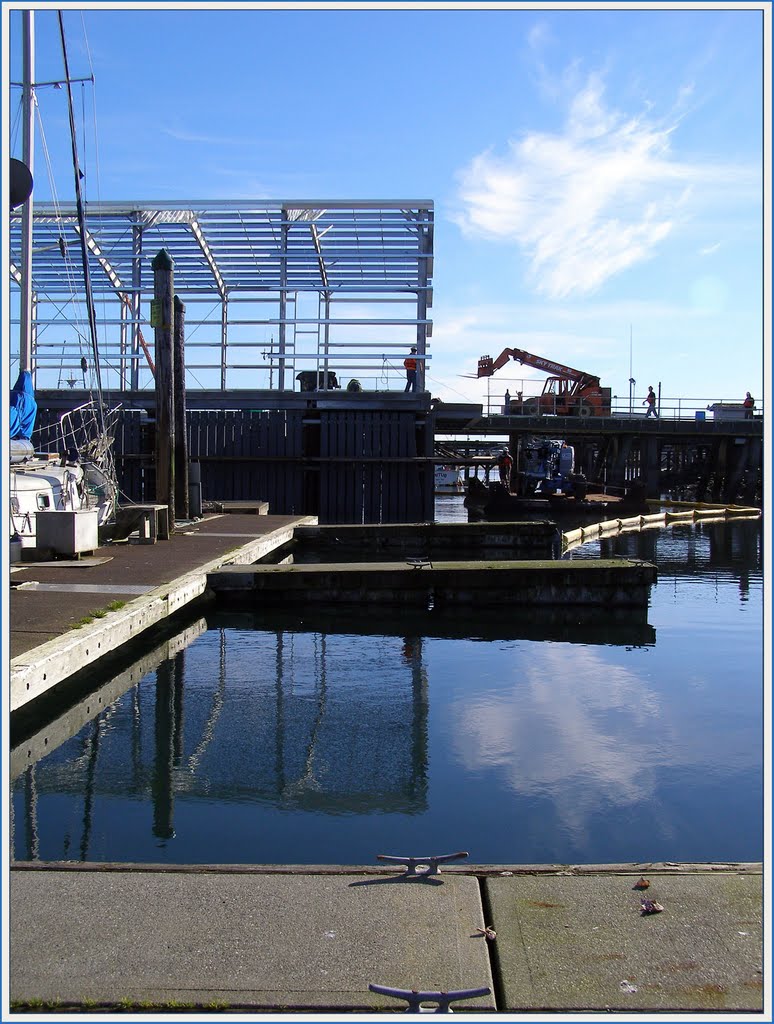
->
[161, 126, 251, 146]
[450, 72, 757, 299]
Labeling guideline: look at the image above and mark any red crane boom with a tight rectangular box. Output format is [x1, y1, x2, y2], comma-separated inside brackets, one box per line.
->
[477, 348, 610, 417]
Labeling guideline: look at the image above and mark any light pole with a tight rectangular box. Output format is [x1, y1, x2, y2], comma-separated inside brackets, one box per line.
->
[629, 377, 636, 416]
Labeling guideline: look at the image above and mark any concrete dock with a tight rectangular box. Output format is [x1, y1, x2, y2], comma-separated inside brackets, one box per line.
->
[208, 558, 656, 608]
[10, 863, 764, 1013]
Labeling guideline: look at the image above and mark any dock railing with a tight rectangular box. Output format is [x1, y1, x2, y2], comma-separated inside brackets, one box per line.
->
[483, 393, 763, 422]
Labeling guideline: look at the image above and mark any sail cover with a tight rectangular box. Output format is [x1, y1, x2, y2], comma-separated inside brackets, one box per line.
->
[10, 370, 37, 440]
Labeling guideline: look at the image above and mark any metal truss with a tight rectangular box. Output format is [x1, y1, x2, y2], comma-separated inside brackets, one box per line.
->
[9, 199, 434, 392]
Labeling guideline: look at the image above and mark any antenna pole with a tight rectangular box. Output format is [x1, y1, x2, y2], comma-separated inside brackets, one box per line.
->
[57, 11, 105, 434]
[19, 10, 34, 373]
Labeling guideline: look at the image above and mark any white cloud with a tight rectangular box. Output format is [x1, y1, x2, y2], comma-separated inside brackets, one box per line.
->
[527, 20, 552, 54]
[450, 72, 757, 299]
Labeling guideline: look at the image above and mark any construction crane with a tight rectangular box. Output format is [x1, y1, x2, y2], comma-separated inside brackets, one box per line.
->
[477, 348, 611, 417]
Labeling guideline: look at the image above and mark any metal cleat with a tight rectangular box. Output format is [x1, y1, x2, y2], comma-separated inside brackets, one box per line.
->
[377, 851, 468, 876]
[369, 983, 491, 1013]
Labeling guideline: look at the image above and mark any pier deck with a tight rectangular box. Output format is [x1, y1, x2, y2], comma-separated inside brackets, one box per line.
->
[10, 862, 763, 1013]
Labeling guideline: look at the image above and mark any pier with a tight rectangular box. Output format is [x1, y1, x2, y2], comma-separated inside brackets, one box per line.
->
[33, 389, 763, 524]
[12, 194, 762, 523]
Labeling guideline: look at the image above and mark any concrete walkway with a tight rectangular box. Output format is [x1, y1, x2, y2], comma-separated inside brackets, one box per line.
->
[485, 869, 764, 1012]
[9, 863, 763, 1014]
[11, 865, 494, 1012]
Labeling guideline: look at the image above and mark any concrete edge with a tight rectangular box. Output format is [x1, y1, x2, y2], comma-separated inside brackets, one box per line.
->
[9, 518, 316, 712]
[10, 861, 762, 875]
[10, 618, 209, 782]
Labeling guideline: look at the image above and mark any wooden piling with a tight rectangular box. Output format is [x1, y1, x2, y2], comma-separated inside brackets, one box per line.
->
[173, 295, 189, 519]
[152, 249, 175, 528]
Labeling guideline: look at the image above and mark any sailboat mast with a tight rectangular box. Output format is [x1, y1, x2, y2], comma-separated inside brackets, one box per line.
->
[57, 11, 105, 433]
[19, 10, 34, 373]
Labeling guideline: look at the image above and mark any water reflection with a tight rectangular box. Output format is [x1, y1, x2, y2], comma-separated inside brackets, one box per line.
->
[11, 620, 433, 861]
[451, 649, 675, 847]
[568, 518, 763, 579]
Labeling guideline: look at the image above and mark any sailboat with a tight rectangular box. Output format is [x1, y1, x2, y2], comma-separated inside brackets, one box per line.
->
[9, 11, 118, 556]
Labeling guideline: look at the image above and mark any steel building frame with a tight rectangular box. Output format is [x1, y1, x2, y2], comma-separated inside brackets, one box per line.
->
[9, 199, 434, 392]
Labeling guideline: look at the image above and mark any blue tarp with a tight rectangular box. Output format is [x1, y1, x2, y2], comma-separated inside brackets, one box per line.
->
[10, 370, 37, 440]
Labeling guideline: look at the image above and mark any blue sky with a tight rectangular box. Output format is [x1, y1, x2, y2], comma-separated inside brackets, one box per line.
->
[5, 3, 767, 412]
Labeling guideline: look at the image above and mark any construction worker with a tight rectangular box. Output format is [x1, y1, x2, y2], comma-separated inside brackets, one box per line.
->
[404, 347, 418, 393]
[497, 449, 513, 487]
[744, 392, 755, 418]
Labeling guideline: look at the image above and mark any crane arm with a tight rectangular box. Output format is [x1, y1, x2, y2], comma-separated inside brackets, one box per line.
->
[477, 348, 599, 386]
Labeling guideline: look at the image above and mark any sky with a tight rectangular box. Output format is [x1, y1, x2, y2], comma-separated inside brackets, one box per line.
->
[4, 2, 768, 414]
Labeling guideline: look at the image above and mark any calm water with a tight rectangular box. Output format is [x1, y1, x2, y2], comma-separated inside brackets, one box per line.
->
[11, 505, 763, 866]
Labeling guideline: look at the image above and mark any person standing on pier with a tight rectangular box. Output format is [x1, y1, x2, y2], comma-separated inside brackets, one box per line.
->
[744, 392, 755, 418]
[504, 389, 511, 415]
[497, 449, 513, 488]
[643, 386, 659, 418]
[404, 347, 418, 393]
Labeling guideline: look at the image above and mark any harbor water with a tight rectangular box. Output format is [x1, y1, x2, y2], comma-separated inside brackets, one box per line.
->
[11, 500, 763, 866]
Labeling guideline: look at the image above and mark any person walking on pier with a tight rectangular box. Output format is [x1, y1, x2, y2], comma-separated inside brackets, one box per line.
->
[643, 386, 659, 418]
[744, 392, 755, 418]
[404, 347, 418, 393]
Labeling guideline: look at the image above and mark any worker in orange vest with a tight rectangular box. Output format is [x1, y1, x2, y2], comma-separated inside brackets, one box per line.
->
[497, 449, 513, 487]
[404, 347, 418, 393]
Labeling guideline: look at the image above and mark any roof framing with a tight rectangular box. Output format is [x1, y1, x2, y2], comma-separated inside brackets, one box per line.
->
[9, 199, 434, 391]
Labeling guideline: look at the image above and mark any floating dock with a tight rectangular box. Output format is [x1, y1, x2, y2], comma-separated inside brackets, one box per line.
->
[208, 558, 656, 607]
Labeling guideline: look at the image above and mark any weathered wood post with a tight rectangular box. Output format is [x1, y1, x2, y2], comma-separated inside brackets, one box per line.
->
[173, 294, 189, 519]
[152, 249, 175, 528]
[642, 435, 661, 498]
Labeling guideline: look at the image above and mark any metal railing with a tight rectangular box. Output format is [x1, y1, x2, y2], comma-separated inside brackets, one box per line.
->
[483, 393, 762, 422]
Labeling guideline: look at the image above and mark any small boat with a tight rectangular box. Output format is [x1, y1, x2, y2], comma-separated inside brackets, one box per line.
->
[9, 14, 118, 557]
[10, 373, 118, 552]
[434, 465, 464, 492]
[464, 477, 648, 523]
